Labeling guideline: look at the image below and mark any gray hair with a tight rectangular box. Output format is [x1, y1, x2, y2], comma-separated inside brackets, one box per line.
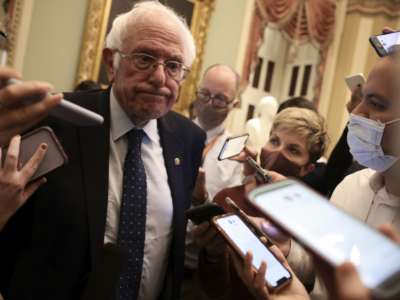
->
[105, 1, 196, 69]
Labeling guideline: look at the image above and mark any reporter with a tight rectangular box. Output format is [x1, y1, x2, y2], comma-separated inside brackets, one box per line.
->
[193, 107, 327, 299]
[0, 67, 62, 145]
[0, 135, 47, 231]
[214, 107, 328, 217]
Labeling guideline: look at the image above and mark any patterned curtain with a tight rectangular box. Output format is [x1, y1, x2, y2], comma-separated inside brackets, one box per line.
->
[241, 0, 336, 105]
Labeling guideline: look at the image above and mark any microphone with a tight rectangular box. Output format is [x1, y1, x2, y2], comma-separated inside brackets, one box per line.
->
[81, 243, 127, 300]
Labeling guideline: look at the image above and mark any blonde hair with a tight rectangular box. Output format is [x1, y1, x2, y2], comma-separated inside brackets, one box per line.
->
[271, 107, 328, 163]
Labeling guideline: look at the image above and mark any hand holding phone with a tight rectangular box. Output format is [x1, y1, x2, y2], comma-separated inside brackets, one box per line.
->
[218, 134, 249, 160]
[6, 78, 104, 126]
[247, 180, 400, 299]
[1, 127, 68, 181]
[213, 213, 292, 289]
[0, 130, 66, 230]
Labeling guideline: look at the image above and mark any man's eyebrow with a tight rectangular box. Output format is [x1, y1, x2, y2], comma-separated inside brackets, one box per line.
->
[365, 93, 389, 102]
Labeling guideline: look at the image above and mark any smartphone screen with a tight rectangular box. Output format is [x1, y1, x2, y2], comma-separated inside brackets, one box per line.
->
[248, 180, 400, 290]
[218, 134, 249, 160]
[376, 31, 400, 53]
[214, 214, 291, 288]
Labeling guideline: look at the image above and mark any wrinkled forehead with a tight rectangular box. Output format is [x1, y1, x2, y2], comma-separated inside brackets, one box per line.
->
[121, 15, 188, 62]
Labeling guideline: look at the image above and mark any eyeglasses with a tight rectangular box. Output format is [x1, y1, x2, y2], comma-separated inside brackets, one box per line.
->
[196, 90, 234, 108]
[116, 51, 190, 82]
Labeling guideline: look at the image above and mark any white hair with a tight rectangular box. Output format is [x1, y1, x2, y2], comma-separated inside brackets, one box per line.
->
[105, 0, 196, 69]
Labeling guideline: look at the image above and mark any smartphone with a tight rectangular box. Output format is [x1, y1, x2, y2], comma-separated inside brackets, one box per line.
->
[1, 127, 68, 181]
[6, 78, 104, 126]
[224, 197, 272, 245]
[246, 157, 272, 183]
[213, 213, 292, 289]
[248, 180, 400, 298]
[218, 134, 249, 160]
[370, 31, 400, 57]
[345, 73, 365, 91]
[186, 203, 226, 225]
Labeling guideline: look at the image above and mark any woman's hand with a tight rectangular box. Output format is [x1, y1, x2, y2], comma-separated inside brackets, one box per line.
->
[0, 135, 47, 231]
[230, 245, 309, 300]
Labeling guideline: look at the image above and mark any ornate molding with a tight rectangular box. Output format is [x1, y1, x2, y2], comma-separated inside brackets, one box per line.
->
[75, 0, 112, 85]
[174, 0, 216, 114]
[5, 0, 24, 67]
[348, 0, 400, 17]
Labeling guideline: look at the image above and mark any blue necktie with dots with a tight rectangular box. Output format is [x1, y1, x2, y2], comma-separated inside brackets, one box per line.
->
[117, 129, 147, 300]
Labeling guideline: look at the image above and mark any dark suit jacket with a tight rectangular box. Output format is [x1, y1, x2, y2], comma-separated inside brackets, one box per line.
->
[0, 89, 205, 300]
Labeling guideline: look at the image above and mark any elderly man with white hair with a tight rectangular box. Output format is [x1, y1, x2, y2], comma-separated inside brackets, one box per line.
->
[0, 2, 205, 300]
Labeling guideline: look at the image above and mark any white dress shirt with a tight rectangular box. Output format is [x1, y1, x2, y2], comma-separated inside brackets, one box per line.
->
[104, 89, 174, 300]
[185, 120, 243, 269]
[194, 119, 243, 199]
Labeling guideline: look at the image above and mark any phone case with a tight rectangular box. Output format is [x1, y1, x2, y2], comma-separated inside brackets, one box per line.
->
[217, 133, 249, 161]
[369, 36, 387, 57]
[1, 126, 68, 181]
[345, 73, 365, 91]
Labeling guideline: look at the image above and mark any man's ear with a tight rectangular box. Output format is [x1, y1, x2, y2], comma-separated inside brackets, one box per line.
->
[103, 48, 116, 83]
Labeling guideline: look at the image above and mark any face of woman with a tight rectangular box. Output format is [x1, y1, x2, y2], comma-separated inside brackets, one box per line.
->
[260, 128, 313, 178]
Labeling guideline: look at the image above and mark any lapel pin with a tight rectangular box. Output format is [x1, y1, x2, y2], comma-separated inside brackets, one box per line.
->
[174, 157, 181, 166]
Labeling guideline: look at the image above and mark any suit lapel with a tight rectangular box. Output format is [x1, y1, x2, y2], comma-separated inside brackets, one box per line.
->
[158, 116, 186, 230]
[78, 91, 111, 266]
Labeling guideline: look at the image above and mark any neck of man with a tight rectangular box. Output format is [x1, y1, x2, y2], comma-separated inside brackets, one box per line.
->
[383, 160, 400, 197]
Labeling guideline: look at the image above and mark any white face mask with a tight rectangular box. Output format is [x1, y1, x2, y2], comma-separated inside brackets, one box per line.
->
[347, 114, 400, 172]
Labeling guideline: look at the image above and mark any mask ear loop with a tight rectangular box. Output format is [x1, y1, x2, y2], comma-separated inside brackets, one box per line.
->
[385, 118, 400, 126]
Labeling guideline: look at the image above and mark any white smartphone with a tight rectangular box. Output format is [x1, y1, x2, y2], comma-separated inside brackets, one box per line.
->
[218, 134, 249, 160]
[1, 127, 68, 181]
[213, 213, 292, 289]
[345, 73, 365, 91]
[247, 180, 400, 299]
[370, 31, 400, 57]
[6, 78, 104, 126]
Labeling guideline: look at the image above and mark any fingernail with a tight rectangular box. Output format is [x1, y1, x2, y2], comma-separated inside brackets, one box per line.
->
[41, 143, 48, 150]
[42, 177, 47, 183]
[261, 222, 281, 237]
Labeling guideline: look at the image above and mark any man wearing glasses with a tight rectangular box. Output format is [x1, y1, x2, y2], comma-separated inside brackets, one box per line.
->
[192, 64, 242, 202]
[182, 64, 242, 299]
[0, 2, 205, 300]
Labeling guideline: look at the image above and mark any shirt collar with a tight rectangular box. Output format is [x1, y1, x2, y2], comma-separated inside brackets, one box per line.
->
[194, 118, 225, 142]
[110, 87, 158, 143]
[369, 171, 400, 205]
[369, 171, 384, 193]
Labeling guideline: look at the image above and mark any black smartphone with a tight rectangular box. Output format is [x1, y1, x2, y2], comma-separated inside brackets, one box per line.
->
[213, 213, 292, 290]
[186, 203, 226, 225]
[1, 127, 68, 181]
[369, 31, 400, 57]
[218, 134, 249, 160]
[247, 157, 271, 183]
